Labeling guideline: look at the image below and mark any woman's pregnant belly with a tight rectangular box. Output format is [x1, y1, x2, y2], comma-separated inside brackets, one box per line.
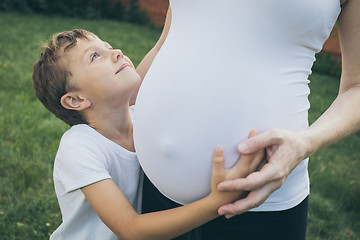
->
[133, 40, 310, 204]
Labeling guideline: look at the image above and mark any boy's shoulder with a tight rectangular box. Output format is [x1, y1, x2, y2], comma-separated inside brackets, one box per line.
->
[53, 124, 113, 194]
[58, 124, 105, 155]
[62, 124, 93, 139]
[58, 123, 137, 159]
[61, 124, 107, 144]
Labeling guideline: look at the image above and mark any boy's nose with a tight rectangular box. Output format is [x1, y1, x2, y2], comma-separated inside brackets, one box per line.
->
[112, 49, 124, 62]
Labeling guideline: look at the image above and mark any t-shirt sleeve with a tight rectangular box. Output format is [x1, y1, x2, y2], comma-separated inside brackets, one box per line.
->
[54, 131, 111, 193]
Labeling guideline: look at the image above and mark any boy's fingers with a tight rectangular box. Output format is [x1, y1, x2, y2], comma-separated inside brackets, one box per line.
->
[231, 153, 250, 175]
[248, 129, 258, 138]
[250, 147, 265, 170]
[231, 129, 261, 174]
[247, 130, 266, 170]
[212, 147, 225, 183]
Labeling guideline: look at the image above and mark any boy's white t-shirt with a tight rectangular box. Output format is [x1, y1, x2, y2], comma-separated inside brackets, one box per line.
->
[50, 123, 142, 240]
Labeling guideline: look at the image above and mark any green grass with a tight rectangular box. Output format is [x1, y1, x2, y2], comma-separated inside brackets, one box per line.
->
[307, 73, 360, 240]
[0, 12, 359, 240]
[0, 12, 160, 239]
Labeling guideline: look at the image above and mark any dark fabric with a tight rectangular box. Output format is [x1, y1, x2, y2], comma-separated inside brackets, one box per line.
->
[142, 174, 308, 240]
[142, 174, 201, 240]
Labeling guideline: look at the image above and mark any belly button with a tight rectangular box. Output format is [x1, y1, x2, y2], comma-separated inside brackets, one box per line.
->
[160, 140, 176, 160]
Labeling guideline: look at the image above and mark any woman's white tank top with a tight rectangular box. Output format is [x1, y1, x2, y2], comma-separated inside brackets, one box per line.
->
[133, 0, 341, 210]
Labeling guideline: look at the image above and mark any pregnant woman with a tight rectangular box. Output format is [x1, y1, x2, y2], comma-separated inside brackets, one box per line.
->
[133, 0, 360, 239]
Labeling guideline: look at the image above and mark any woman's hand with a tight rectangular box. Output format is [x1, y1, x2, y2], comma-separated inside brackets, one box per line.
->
[217, 128, 311, 218]
[209, 130, 265, 207]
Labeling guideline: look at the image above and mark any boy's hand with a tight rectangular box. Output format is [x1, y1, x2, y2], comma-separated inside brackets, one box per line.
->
[209, 130, 265, 209]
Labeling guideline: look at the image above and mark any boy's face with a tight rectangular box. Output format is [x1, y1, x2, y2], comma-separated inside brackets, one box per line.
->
[62, 35, 141, 108]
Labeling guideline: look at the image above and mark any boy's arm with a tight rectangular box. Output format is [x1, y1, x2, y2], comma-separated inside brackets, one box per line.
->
[82, 131, 264, 240]
[129, 7, 172, 105]
[82, 178, 218, 240]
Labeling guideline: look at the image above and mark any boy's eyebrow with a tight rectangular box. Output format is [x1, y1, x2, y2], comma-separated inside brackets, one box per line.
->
[81, 41, 113, 57]
[104, 42, 113, 49]
[82, 47, 93, 56]
[80, 46, 97, 62]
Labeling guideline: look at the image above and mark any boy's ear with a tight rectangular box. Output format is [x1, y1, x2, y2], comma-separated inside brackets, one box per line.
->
[60, 92, 91, 111]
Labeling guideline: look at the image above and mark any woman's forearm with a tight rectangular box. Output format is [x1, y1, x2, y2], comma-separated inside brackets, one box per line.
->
[303, 1, 360, 157]
[130, 7, 172, 105]
[136, 7, 171, 79]
[303, 84, 360, 157]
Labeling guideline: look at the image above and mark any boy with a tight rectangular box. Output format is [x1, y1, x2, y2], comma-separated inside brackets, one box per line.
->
[33, 29, 263, 240]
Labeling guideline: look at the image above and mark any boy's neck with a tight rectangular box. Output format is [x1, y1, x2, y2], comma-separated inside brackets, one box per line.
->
[86, 106, 135, 152]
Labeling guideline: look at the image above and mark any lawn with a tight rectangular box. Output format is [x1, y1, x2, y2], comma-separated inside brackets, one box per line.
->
[0, 12, 359, 240]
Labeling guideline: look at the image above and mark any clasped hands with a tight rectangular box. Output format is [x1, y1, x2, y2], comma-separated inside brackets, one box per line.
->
[216, 128, 309, 218]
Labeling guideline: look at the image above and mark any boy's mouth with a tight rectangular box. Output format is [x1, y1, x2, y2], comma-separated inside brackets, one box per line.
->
[116, 63, 130, 74]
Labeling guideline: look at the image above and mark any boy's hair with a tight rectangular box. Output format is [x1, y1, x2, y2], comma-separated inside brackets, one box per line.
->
[33, 29, 96, 126]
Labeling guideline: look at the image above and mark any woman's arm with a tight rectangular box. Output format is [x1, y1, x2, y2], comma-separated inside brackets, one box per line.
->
[82, 132, 264, 240]
[129, 6, 172, 105]
[304, 0, 360, 150]
[217, 1, 360, 217]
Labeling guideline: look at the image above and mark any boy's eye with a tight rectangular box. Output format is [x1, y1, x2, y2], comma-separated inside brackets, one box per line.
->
[91, 52, 100, 62]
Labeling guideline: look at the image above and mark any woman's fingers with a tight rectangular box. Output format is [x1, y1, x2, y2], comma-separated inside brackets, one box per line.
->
[218, 161, 280, 192]
[218, 179, 280, 216]
[237, 128, 282, 154]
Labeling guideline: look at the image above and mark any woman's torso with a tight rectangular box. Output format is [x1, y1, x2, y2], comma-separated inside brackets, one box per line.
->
[134, 0, 341, 208]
